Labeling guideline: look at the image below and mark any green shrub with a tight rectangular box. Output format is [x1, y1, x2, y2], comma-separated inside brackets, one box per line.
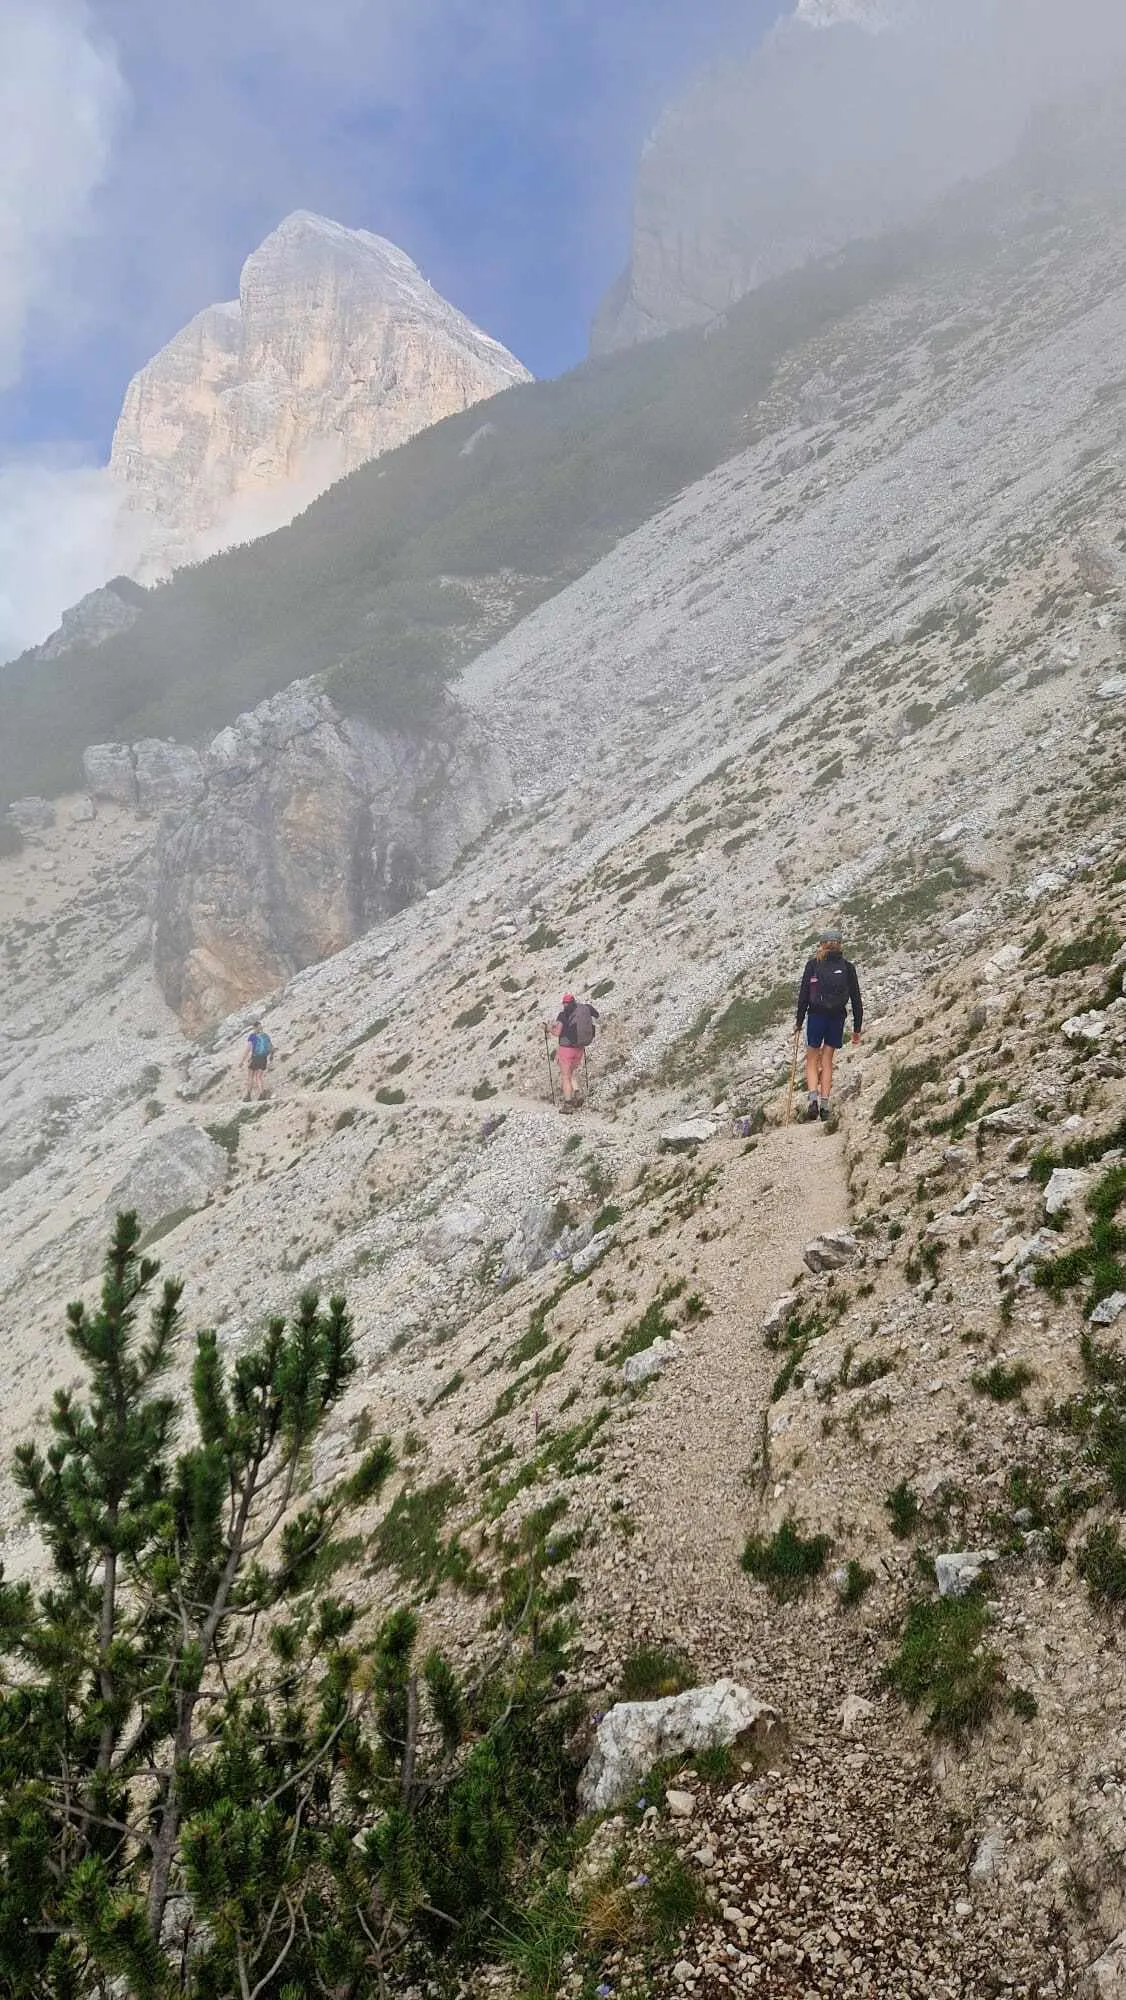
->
[884, 1594, 1003, 1737]
[453, 999, 489, 1030]
[618, 1645, 696, 1702]
[885, 1480, 920, 1539]
[741, 1517, 832, 1600]
[643, 1850, 705, 1940]
[1078, 1524, 1126, 1608]
[376, 1086, 407, 1106]
[840, 1558, 876, 1607]
[1044, 928, 1120, 977]
[524, 924, 562, 952]
[873, 1058, 943, 1123]
[972, 1359, 1034, 1402]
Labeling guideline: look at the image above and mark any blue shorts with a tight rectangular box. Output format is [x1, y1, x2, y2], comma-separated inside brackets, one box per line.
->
[806, 1008, 846, 1050]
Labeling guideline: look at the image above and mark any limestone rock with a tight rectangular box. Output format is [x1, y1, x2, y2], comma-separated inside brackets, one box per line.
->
[577, 1679, 777, 1813]
[622, 1336, 678, 1388]
[419, 1206, 488, 1265]
[107, 1127, 229, 1235]
[998, 1232, 1056, 1282]
[1062, 1010, 1108, 1044]
[969, 1828, 1006, 1883]
[803, 1230, 859, 1274]
[981, 1104, 1032, 1134]
[83, 743, 138, 806]
[935, 1551, 997, 1598]
[1090, 1293, 1126, 1328]
[1044, 1168, 1091, 1217]
[659, 1118, 719, 1153]
[839, 1694, 875, 1732]
[572, 1228, 616, 1277]
[152, 681, 511, 1026]
[111, 211, 531, 578]
[763, 1291, 801, 1338]
[133, 740, 205, 815]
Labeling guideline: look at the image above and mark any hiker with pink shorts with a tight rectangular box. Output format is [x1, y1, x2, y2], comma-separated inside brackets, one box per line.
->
[545, 992, 599, 1112]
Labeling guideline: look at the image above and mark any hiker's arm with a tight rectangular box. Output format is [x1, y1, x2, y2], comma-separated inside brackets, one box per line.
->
[795, 963, 811, 1030]
[849, 964, 863, 1038]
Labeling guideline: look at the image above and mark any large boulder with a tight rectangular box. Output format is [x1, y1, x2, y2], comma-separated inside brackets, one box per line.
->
[803, 1231, 859, 1274]
[577, 1679, 777, 1814]
[107, 1127, 229, 1235]
[1044, 1168, 1091, 1218]
[659, 1118, 719, 1154]
[83, 743, 138, 806]
[133, 739, 206, 814]
[420, 1206, 488, 1266]
[935, 1550, 997, 1599]
[152, 681, 511, 1027]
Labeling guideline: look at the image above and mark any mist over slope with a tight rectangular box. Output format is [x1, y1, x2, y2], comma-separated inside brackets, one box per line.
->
[2, 85, 1124, 814]
[593, 0, 1126, 352]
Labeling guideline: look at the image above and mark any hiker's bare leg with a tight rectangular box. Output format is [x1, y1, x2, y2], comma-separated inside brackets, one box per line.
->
[805, 1047, 820, 1094]
[819, 1047, 836, 1099]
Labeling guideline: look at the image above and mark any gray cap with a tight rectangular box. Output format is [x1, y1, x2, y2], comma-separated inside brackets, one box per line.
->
[818, 926, 843, 946]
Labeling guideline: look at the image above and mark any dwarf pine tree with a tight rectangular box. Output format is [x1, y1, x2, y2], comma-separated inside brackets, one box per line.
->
[0, 1216, 581, 1999]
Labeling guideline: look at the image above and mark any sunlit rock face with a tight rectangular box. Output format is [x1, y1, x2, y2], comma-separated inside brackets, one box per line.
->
[110, 211, 531, 578]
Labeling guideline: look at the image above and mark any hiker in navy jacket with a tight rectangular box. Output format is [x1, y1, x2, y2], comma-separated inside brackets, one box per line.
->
[795, 927, 862, 1123]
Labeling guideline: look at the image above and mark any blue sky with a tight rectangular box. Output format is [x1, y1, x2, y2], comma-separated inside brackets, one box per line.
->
[2, 0, 778, 461]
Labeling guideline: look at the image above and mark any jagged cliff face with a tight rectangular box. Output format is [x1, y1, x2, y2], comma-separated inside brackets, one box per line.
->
[591, 0, 1124, 353]
[110, 212, 531, 577]
[82, 682, 512, 1028]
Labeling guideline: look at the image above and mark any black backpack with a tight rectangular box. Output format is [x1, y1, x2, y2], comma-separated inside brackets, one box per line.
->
[812, 958, 850, 1014]
[572, 1002, 597, 1048]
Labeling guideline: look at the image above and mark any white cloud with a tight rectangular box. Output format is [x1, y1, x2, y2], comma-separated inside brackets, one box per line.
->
[0, 458, 133, 661]
[0, 0, 123, 389]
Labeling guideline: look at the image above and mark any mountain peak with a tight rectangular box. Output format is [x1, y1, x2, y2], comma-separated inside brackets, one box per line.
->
[109, 214, 530, 578]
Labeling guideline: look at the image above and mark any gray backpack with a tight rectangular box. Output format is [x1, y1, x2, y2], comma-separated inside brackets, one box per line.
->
[572, 1002, 597, 1048]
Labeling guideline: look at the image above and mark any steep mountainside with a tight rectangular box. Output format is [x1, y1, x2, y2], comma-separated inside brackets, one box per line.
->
[4, 94, 1126, 1994]
[109, 210, 530, 577]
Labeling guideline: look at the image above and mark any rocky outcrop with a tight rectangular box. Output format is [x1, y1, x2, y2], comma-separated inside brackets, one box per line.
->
[37, 578, 145, 660]
[107, 1127, 229, 1236]
[151, 682, 511, 1027]
[110, 211, 531, 577]
[83, 740, 205, 814]
[578, 1681, 778, 1813]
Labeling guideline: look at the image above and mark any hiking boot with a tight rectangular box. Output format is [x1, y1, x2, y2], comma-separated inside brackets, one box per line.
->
[820, 1102, 831, 1123]
[805, 1099, 820, 1123]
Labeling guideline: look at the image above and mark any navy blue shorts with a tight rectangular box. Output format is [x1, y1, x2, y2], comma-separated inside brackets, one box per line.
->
[806, 1008, 846, 1050]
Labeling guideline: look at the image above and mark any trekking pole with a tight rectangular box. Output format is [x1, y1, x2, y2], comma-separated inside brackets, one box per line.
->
[543, 1027, 558, 1109]
[583, 1050, 594, 1111]
[785, 1029, 800, 1127]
